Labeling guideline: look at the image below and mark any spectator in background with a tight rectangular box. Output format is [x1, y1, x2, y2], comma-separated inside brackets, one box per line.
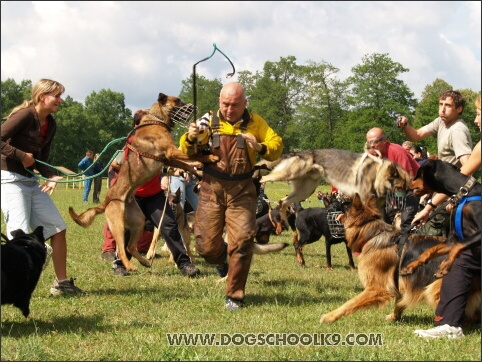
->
[169, 168, 199, 212]
[92, 153, 103, 203]
[410, 145, 428, 166]
[366, 127, 420, 230]
[402, 140, 412, 155]
[397, 90, 472, 237]
[78, 150, 94, 204]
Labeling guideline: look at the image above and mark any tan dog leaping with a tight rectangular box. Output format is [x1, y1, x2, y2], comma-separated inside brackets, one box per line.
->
[69, 93, 218, 271]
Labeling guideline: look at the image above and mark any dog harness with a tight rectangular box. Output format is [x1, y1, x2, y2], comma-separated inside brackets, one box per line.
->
[454, 195, 481, 240]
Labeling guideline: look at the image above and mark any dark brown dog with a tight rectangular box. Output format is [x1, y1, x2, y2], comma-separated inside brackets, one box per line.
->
[400, 159, 481, 278]
[69, 93, 218, 271]
[320, 193, 480, 324]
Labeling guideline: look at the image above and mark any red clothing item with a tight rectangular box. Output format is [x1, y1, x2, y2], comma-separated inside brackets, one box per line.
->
[384, 142, 420, 177]
[135, 174, 162, 197]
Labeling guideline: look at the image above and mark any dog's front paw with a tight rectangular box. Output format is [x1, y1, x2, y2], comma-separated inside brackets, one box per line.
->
[208, 155, 219, 163]
[434, 260, 452, 278]
[400, 262, 419, 275]
[320, 312, 337, 323]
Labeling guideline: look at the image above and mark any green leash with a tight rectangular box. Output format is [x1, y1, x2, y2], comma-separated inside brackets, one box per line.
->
[24, 137, 126, 183]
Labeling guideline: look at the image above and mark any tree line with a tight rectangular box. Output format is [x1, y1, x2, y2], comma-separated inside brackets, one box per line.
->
[1, 52, 480, 174]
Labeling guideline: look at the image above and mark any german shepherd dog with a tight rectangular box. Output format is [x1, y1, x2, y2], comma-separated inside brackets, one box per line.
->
[1, 226, 47, 317]
[400, 159, 481, 278]
[69, 93, 219, 271]
[319, 193, 480, 324]
[292, 198, 355, 270]
[259, 149, 410, 222]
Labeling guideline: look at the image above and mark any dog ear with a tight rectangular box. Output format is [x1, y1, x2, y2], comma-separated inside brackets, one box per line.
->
[157, 93, 167, 105]
[352, 193, 363, 209]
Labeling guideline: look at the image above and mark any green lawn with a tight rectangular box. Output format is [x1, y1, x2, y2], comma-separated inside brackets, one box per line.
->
[1, 181, 480, 361]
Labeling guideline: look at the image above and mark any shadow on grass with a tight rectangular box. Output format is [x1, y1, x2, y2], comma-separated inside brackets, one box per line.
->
[1, 314, 105, 338]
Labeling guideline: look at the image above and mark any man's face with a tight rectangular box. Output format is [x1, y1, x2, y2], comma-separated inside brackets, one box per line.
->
[366, 132, 387, 154]
[219, 92, 247, 123]
[439, 96, 461, 124]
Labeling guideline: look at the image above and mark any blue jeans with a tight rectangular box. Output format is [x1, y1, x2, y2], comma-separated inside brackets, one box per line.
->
[170, 176, 199, 211]
[82, 178, 93, 202]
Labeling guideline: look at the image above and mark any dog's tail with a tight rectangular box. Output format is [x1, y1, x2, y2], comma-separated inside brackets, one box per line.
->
[253, 242, 289, 255]
[68, 202, 107, 228]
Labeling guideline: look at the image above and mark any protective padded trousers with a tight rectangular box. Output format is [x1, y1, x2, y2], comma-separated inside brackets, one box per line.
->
[194, 174, 257, 301]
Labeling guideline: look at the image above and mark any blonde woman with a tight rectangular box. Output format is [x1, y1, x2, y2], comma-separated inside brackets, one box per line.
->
[1, 78, 85, 296]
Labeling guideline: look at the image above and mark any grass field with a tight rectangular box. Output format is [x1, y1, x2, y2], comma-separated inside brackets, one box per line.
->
[1, 181, 480, 361]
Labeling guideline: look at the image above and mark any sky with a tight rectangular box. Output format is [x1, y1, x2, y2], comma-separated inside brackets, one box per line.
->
[1, 1, 480, 113]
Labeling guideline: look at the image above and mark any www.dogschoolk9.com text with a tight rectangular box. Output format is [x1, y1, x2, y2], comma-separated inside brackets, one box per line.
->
[166, 333, 383, 346]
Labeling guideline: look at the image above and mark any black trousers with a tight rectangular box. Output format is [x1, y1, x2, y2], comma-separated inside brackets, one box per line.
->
[434, 247, 481, 327]
[134, 191, 192, 269]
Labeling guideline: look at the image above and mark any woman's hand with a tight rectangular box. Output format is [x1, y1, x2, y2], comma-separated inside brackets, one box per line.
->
[40, 175, 63, 194]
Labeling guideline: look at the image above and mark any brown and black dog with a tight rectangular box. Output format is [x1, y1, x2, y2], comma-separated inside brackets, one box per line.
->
[255, 204, 298, 246]
[69, 93, 219, 271]
[292, 198, 355, 270]
[400, 159, 481, 278]
[320, 193, 480, 324]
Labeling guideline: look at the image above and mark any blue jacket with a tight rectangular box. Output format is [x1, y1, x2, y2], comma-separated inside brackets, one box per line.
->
[78, 156, 94, 176]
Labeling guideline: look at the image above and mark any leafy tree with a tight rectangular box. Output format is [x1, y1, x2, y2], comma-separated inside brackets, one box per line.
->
[1, 78, 32, 118]
[295, 60, 348, 150]
[83, 89, 132, 163]
[341, 53, 417, 151]
[51, 96, 88, 172]
[245, 56, 304, 152]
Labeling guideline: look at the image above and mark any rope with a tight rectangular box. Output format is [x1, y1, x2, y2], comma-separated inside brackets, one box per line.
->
[149, 176, 170, 267]
[24, 137, 126, 183]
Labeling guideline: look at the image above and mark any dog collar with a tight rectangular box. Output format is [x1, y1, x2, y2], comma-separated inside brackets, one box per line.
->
[454, 195, 481, 240]
[449, 175, 477, 206]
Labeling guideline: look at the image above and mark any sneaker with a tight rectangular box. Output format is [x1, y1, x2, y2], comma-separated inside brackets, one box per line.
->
[83, 201, 88, 204]
[50, 278, 86, 296]
[225, 297, 243, 311]
[414, 324, 464, 339]
[216, 262, 229, 278]
[180, 263, 201, 277]
[113, 264, 128, 276]
[101, 251, 116, 262]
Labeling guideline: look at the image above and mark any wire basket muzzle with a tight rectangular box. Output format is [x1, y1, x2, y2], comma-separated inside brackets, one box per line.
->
[385, 189, 407, 214]
[171, 103, 197, 127]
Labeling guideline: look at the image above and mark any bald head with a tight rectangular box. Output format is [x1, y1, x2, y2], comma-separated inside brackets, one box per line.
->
[219, 82, 248, 123]
[366, 127, 384, 140]
[366, 127, 387, 154]
[220, 82, 246, 100]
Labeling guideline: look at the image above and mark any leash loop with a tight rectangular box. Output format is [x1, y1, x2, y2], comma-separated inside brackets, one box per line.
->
[24, 137, 126, 183]
[192, 43, 236, 121]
